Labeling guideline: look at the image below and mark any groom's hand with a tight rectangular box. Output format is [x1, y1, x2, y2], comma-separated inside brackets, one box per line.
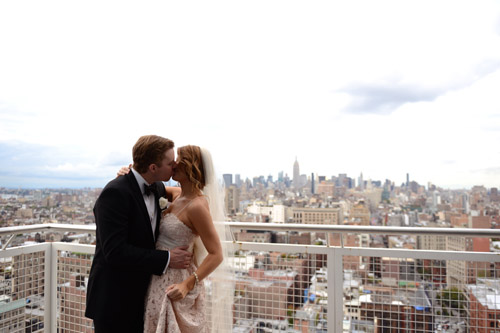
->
[169, 245, 193, 269]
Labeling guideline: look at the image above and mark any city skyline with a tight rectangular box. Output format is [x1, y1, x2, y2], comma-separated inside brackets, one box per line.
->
[0, 163, 492, 191]
[1, 1, 500, 189]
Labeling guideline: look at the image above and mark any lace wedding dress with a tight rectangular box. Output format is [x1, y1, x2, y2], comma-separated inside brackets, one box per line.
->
[144, 210, 207, 333]
[144, 147, 233, 333]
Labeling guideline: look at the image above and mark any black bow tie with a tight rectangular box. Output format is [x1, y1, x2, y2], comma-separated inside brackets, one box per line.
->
[144, 183, 158, 197]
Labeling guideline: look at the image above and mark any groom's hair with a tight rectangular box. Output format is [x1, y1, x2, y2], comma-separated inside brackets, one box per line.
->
[132, 135, 174, 174]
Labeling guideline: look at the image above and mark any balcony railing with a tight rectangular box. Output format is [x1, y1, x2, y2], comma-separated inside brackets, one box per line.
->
[1, 223, 500, 332]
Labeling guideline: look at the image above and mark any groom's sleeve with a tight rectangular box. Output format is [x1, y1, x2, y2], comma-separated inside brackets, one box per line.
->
[95, 186, 169, 275]
[162, 257, 170, 274]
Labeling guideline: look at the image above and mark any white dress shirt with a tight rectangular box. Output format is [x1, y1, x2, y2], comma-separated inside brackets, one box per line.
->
[131, 168, 169, 272]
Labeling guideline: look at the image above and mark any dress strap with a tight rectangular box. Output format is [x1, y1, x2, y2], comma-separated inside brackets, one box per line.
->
[174, 198, 196, 216]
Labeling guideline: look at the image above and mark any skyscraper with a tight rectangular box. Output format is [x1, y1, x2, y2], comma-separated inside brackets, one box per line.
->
[284, 174, 291, 188]
[293, 158, 300, 188]
[311, 173, 315, 194]
[461, 193, 470, 214]
[432, 191, 440, 212]
[225, 185, 240, 215]
[338, 173, 347, 187]
[223, 174, 233, 188]
[491, 188, 499, 202]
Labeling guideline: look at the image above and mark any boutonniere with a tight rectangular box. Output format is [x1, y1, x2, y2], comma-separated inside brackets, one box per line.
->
[159, 197, 170, 210]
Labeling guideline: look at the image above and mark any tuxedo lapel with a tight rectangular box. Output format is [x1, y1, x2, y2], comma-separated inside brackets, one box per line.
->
[154, 197, 161, 240]
[126, 172, 156, 245]
[153, 182, 166, 241]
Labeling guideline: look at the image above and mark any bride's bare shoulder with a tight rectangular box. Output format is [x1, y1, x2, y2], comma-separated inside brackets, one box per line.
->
[187, 196, 210, 216]
[194, 195, 209, 208]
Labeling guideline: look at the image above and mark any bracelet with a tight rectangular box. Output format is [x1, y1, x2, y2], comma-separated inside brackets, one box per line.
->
[193, 272, 199, 285]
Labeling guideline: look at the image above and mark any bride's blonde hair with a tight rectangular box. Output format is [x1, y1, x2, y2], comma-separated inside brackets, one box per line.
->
[177, 145, 206, 191]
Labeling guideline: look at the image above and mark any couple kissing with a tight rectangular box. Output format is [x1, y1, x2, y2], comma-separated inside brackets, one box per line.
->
[85, 135, 233, 333]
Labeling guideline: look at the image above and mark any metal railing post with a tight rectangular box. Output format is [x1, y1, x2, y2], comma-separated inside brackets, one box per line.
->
[327, 246, 340, 332]
[49, 244, 58, 332]
[42, 243, 55, 332]
[334, 247, 345, 332]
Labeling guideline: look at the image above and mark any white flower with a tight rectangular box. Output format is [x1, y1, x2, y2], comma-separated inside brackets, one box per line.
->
[159, 197, 169, 210]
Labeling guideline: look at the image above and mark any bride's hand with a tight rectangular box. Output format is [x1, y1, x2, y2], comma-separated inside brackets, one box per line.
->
[116, 164, 132, 178]
[165, 279, 194, 301]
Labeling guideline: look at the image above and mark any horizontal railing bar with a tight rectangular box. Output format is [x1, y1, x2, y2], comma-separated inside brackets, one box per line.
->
[2, 222, 500, 238]
[0, 242, 50, 256]
[336, 246, 500, 262]
[0, 223, 96, 236]
[52, 242, 96, 254]
[233, 241, 330, 254]
[226, 222, 500, 237]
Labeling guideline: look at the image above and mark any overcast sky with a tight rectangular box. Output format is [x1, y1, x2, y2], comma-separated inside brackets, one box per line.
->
[1, 0, 500, 189]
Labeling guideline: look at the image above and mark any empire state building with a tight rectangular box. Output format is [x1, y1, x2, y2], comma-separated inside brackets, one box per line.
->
[293, 157, 300, 188]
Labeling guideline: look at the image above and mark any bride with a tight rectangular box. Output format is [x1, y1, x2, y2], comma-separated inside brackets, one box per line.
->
[120, 145, 233, 332]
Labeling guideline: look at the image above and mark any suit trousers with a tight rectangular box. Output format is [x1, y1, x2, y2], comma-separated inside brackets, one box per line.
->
[93, 318, 143, 333]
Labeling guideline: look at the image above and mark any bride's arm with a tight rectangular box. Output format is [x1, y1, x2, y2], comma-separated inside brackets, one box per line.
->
[116, 164, 132, 177]
[187, 199, 223, 280]
[115, 167, 181, 202]
[164, 186, 181, 203]
[165, 199, 223, 301]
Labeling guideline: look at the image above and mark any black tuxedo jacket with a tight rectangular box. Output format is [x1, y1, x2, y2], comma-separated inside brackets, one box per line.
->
[85, 172, 169, 325]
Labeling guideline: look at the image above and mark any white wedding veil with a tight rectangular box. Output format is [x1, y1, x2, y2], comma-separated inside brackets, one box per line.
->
[193, 147, 234, 332]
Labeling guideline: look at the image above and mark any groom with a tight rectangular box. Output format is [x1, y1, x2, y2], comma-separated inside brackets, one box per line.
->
[85, 135, 193, 332]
